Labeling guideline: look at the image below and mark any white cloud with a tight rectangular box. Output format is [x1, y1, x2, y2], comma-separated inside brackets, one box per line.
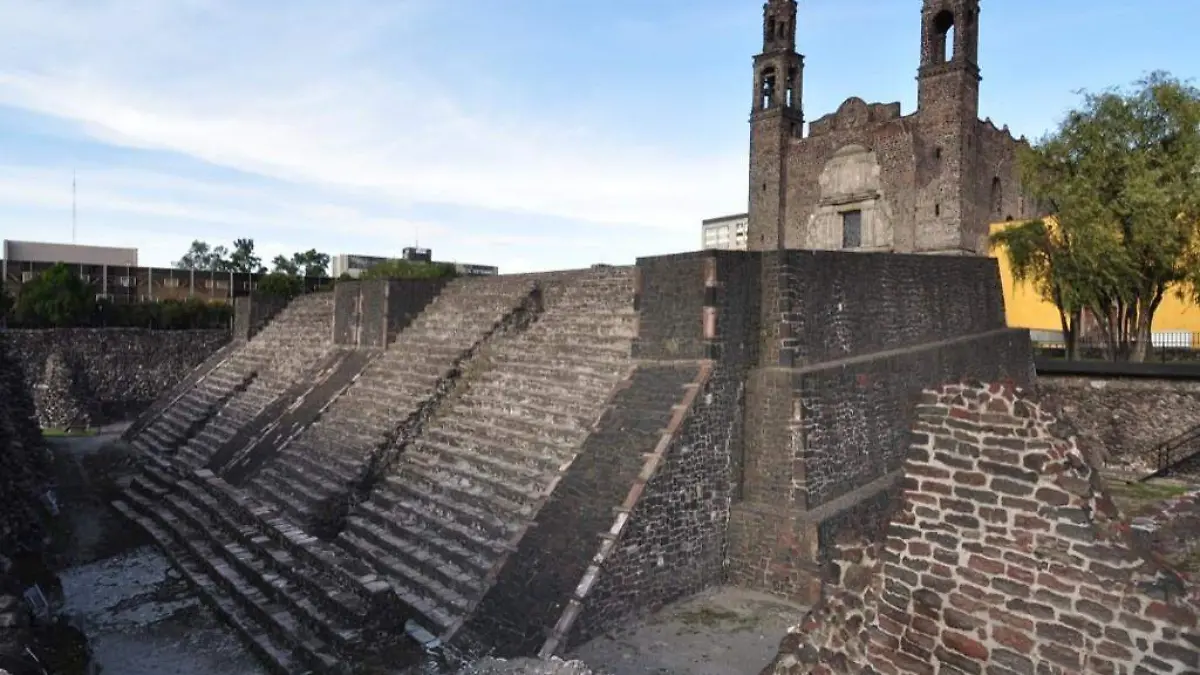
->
[0, 0, 747, 272]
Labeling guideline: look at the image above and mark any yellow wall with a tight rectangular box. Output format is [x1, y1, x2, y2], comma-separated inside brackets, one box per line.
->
[988, 221, 1200, 333]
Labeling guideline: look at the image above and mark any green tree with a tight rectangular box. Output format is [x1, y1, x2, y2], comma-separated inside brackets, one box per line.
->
[271, 254, 300, 276]
[14, 264, 95, 327]
[256, 272, 304, 298]
[991, 71, 1200, 362]
[228, 238, 266, 274]
[174, 240, 232, 272]
[272, 249, 330, 277]
[358, 259, 457, 280]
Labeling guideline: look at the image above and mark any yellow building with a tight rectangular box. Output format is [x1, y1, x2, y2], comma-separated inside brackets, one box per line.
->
[988, 221, 1200, 338]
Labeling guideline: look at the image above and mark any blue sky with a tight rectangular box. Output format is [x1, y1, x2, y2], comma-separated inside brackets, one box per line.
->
[1, 0, 1197, 273]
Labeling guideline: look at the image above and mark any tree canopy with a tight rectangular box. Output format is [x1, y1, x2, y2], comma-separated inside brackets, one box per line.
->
[271, 249, 330, 278]
[990, 71, 1200, 361]
[14, 263, 95, 327]
[357, 259, 457, 280]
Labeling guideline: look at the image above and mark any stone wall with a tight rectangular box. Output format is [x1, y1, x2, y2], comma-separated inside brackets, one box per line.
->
[565, 363, 730, 648]
[461, 364, 698, 657]
[0, 333, 54, 583]
[729, 249, 1034, 604]
[331, 279, 446, 348]
[763, 382, 1200, 675]
[233, 293, 289, 340]
[1037, 375, 1200, 471]
[4, 329, 229, 425]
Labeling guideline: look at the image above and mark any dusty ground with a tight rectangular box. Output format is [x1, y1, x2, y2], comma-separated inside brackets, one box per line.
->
[566, 587, 807, 675]
[48, 427, 265, 675]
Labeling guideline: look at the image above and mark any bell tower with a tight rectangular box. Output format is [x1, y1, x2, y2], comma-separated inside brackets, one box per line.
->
[915, 0, 983, 254]
[748, 0, 804, 251]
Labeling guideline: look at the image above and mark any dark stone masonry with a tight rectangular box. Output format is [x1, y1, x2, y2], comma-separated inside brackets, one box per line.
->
[4, 328, 230, 426]
[0, 333, 57, 663]
[99, 246, 1035, 674]
[1037, 375, 1200, 471]
[763, 382, 1200, 674]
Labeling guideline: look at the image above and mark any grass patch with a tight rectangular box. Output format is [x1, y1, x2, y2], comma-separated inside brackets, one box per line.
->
[673, 607, 758, 633]
[42, 428, 98, 438]
[1106, 478, 1195, 518]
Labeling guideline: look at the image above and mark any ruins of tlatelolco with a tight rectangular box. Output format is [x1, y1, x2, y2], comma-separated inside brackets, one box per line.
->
[2, 1, 1195, 673]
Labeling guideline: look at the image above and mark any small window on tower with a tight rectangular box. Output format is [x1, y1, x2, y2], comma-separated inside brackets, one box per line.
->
[842, 210, 863, 249]
[935, 203, 941, 217]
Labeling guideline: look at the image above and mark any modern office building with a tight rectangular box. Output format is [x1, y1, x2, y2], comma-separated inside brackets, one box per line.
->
[701, 214, 749, 251]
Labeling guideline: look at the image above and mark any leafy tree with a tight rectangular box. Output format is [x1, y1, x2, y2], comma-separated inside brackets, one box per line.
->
[270, 249, 330, 278]
[228, 238, 266, 274]
[358, 259, 457, 280]
[991, 71, 1200, 362]
[271, 254, 300, 276]
[14, 264, 95, 327]
[174, 240, 230, 271]
[256, 272, 304, 298]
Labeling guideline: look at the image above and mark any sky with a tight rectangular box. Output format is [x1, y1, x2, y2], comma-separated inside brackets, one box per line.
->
[0, 0, 1197, 274]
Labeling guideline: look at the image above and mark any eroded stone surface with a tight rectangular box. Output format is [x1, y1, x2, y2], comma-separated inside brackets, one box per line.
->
[7, 328, 229, 425]
[763, 381, 1200, 674]
[1038, 376, 1200, 473]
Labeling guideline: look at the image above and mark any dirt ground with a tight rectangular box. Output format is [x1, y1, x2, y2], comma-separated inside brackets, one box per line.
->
[566, 587, 807, 675]
[48, 427, 266, 675]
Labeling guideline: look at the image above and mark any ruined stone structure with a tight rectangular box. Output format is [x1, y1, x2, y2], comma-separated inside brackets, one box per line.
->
[749, 0, 1040, 254]
[6, 328, 230, 426]
[0, 333, 57, 663]
[1038, 374, 1200, 475]
[764, 382, 1199, 674]
[108, 247, 1033, 673]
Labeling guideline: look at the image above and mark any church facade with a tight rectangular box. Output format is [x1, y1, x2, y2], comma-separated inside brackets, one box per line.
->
[747, 0, 1040, 255]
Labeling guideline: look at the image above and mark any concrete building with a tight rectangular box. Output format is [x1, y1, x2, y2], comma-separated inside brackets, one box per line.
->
[748, 0, 1040, 254]
[2, 240, 138, 269]
[701, 214, 749, 251]
[332, 248, 498, 279]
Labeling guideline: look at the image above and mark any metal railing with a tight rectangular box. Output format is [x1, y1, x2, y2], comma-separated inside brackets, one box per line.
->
[1144, 423, 1200, 479]
[1033, 333, 1200, 363]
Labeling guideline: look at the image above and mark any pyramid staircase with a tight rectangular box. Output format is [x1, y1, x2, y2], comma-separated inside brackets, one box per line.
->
[242, 275, 542, 532]
[126, 292, 336, 468]
[333, 267, 638, 640]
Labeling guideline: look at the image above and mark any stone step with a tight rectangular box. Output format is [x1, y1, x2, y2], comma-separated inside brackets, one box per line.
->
[250, 469, 321, 523]
[376, 476, 517, 550]
[270, 461, 341, 506]
[440, 405, 584, 448]
[413, 436, 556, 488]
[111, 501, 312, 675]
[487, 345, 631, 372]
[335, 530, 462, 635]
[161, 491, 363, 654]
[395, 454, 537, 520]
[344, 512, 484, 598]
[457, 394, 592, 433]
[370, 357, 448, 381]
[464, 380, 609, 421]
[171, 479, 368, 629]
[425, 424, 569, 474]
[475, 359, 618, 390]
[116, 492, 342, 673]
[278, 447, 359, 488]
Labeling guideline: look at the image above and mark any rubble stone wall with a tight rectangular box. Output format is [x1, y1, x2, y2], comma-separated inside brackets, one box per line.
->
[0, 333, 54, 584]
[4, 328, 229, 425]
[1037, 375, 1200, 470]
[764, 382, 1200, 675]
